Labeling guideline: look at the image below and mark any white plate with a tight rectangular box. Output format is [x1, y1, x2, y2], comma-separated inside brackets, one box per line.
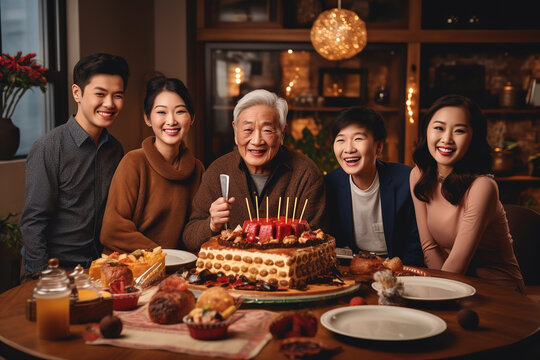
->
[163, 249, 197, 268]
[320, 305, 447, 341]
[372, 276, 476, 301]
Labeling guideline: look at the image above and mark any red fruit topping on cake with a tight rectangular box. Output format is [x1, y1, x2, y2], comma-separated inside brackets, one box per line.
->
[276, 222, 292, 241]
[258, 221, 275, 242]
[291, 221, 305, 237]
[244, 222, 260, 238]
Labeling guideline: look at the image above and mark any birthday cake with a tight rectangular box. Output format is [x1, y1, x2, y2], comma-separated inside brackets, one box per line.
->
[195, 217, 336, 289]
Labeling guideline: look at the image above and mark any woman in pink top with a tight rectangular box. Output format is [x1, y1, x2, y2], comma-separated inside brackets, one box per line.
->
[410, 94, 524, 293]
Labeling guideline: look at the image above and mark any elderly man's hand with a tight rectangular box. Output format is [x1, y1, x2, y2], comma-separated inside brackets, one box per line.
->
[209, 197, 236, 233]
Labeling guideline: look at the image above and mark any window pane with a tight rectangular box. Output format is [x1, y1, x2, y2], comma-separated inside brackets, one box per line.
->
[1, 0, 45, 156]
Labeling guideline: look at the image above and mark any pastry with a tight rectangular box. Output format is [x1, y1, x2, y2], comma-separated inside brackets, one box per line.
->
[148, 274, 195, 324]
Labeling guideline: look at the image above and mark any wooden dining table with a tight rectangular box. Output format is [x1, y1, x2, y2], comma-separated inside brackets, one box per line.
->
[0, 267, 538, 359]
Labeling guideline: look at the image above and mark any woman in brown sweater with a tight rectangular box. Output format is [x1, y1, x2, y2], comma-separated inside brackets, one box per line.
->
[100, 75, 204, 253]
[183, 89, 325, 251]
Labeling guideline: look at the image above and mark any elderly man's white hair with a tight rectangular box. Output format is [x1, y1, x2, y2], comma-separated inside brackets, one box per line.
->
[233, 89, 288, 131]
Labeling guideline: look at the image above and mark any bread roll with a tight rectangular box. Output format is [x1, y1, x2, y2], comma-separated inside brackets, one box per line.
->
[196, 286, 235, 313]
[148, 289, 195, 324]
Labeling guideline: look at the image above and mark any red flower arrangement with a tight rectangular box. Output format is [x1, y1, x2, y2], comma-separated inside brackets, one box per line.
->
[0, 51, 48, 119]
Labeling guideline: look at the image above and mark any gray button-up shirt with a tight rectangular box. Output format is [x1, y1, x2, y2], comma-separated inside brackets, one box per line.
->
[20, 116, 123, 272]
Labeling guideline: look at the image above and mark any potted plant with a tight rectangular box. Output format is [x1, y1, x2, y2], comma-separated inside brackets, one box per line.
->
[0, 212, 23, 292]
[0, 51, 48, 160]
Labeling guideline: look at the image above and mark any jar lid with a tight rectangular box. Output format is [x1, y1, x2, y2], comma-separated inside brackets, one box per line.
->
[34, 258, 70, 296]
[74, 273, 93, 288]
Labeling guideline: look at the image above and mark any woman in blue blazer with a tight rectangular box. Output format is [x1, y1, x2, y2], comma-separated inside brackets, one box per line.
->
[325, 106, 424, 266]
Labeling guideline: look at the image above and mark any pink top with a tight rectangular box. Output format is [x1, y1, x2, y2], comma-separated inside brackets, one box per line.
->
[410, 167, 525, 293]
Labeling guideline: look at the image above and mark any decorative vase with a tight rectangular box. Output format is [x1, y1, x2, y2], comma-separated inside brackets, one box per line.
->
[492, 148, 515, 175]
[0, 118, 20, 160]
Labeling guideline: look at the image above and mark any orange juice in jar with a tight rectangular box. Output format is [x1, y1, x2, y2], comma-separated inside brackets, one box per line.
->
[33, 258, 71, 340]
[35, 291, 71, 339]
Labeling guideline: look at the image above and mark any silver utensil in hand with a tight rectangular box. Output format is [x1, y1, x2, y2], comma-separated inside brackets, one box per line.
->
[220, 174, 229, 229]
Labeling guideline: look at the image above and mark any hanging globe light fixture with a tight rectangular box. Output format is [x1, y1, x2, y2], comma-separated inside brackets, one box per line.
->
[310, 1, 367, 61]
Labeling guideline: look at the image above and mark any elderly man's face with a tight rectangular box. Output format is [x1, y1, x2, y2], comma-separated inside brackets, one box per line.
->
[233, 105, 283, 174]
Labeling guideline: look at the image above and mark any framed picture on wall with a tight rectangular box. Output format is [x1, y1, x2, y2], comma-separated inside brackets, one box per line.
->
[318, 67, 367, 106]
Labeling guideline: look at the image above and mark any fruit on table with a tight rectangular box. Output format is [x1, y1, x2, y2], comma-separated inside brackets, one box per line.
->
[349, 296, 367, 306]
[458, 309, 479, 330]
[99, 315, 123, 338]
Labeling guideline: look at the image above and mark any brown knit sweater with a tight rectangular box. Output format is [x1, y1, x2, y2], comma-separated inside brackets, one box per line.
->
[182, 146, 326, 251]
[101, 137, 204, 253]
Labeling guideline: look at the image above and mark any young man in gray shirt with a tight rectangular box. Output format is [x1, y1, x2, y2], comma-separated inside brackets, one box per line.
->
[20, 53, 129, 277]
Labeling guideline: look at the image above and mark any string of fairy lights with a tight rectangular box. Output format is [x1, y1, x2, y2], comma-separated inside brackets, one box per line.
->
[406, 86, 415, 124]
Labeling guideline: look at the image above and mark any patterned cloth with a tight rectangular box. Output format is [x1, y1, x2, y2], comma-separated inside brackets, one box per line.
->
[86, 305, 275, 359]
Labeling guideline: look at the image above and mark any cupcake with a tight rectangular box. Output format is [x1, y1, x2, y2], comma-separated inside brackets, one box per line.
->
[183, 287, 242, 340]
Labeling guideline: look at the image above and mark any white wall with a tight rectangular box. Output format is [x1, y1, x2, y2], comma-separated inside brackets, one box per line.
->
[153, 0, 194, 150]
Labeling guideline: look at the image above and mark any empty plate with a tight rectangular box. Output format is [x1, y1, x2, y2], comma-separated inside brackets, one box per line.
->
[163, 249, 197, 268]
[372, 276, 476, 301]
[320, 305, 447, 341]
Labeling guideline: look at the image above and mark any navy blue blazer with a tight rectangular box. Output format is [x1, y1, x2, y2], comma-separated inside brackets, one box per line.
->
[325, 160, 424, 266]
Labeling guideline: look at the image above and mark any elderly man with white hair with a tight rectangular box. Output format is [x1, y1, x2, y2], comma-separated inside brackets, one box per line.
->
[183, 89, 326, 251]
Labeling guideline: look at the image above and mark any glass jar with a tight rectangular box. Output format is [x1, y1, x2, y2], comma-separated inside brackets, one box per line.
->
[500, 82, 518, 107]
[74, 273, 99, 302]
[33, 258, 71, 340]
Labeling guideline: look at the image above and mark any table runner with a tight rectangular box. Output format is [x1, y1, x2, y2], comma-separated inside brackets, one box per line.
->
[86, 305, 275, 359]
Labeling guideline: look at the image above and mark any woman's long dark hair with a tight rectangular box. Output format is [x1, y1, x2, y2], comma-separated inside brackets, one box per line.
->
[413, 94, 492, 205]
[143, 74, 194, 118]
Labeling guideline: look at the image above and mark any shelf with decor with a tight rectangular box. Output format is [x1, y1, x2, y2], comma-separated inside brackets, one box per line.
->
[202, 40, 407, 172]
[194, 0, 540, 179]
[495, 175, 540, 182]
[214, 104, 401, 113]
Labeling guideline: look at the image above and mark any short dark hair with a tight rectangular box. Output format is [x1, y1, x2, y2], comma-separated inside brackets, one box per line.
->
[331, 106, 387, 142]
[143, 74, 194, 118]
[413, 94, 492, 205]
[73, 53, 130, 92]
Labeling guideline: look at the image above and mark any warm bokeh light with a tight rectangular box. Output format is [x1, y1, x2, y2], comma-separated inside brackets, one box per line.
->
[310, 8, 367, 61]
[407, 87, 415, 124]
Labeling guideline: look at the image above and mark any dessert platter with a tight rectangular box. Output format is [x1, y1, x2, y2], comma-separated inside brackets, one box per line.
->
[89, 246, 166, 287]
[186, 219, 360, 303]
[186, 197, 361, 303]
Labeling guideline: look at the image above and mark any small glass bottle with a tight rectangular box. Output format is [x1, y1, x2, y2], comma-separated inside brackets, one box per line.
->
[33, 258, 71, 340]
[74, 273, 99, 302]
